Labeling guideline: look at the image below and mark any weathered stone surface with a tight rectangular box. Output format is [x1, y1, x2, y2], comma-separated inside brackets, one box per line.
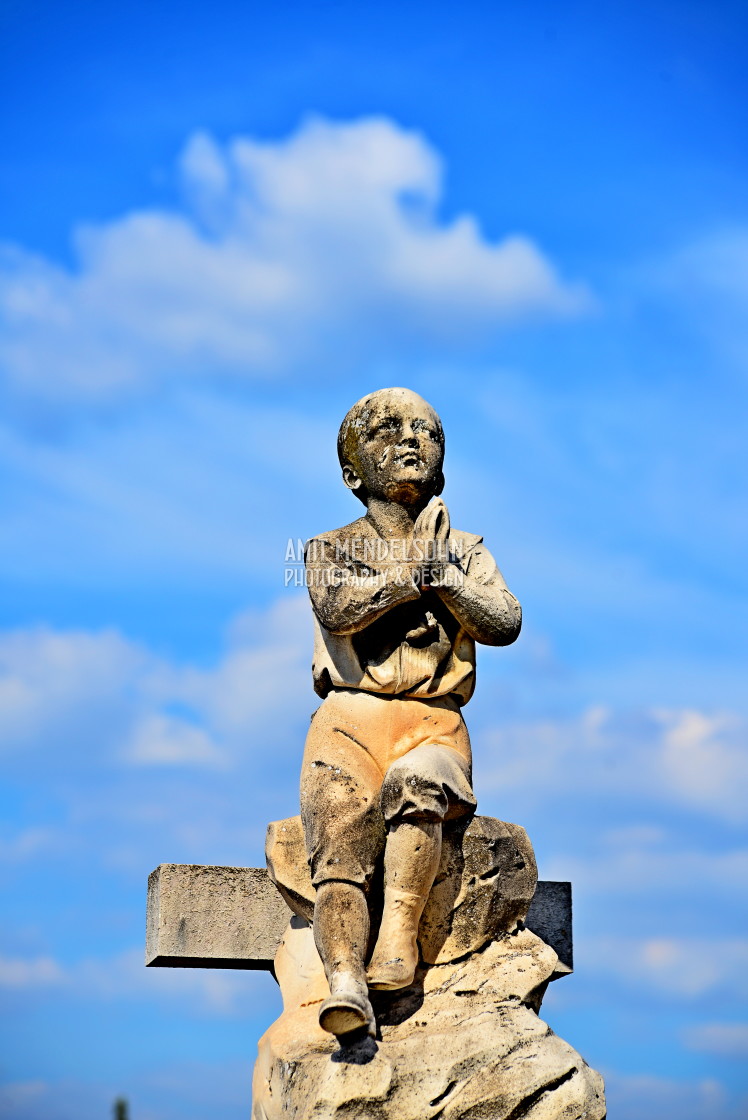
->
[267, 814, 539, 965]
[252, 920, 605, 1120]
[419, 815, 537, 964]
[266, 817, 315, 923]
[145, 864, 288, 970]
[146, 858, 573, 972]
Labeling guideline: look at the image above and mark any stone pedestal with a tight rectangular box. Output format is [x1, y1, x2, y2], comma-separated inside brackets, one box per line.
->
[253, 815, 605, 1120]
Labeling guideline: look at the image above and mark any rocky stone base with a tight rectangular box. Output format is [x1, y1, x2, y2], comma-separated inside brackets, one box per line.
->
[251, 920, 605, 1120]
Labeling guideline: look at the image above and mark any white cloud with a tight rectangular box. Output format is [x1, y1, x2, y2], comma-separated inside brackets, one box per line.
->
[79, 947, 257, 1015]
[654, 227, 748, 370]
[0, 945, 273, 1018]
[683, 1022, 748, 1058]
[0, 601, 314, 874]
[0, 954, 65, 988]
[153, 597, 311, 740]
[656, 708, 748, 819]
[605, 1070, 745, 1120]
[544, 834, 748, 895]
[680, 229, 748, 299]
[0, 394, 333, 586]
[478, 704, 748, 823]
[586, 936, 748, 999]
[0, 597, 311, 772]
[0, 116, 589, 406]
[0, 626, 148, 757]
[125, 713, 225, 766]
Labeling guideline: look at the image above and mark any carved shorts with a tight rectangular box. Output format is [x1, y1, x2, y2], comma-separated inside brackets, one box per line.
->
[300, 687, 476, 889]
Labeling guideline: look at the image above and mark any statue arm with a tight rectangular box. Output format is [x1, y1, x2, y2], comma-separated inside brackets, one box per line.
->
[432, 542, 521, 647]
[305, 538, 421, 636]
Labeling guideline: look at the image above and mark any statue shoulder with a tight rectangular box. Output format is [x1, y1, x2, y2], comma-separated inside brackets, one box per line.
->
[306, 517, 374, 558]
[450, 528, 484, 554]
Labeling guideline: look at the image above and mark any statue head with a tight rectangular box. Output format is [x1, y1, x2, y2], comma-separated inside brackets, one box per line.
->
[337, 387, 445, 508]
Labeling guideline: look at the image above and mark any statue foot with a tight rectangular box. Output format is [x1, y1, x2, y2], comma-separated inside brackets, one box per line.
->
[319, 972, 376, 1037]
[366, 949, 418, 991]
[367, 888, 422, 990]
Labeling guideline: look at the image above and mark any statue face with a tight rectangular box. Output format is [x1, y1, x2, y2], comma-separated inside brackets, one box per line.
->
[345, 389, 444, 506]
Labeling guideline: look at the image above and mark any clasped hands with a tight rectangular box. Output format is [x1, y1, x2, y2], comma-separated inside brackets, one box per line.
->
[411, 497, 458, 590]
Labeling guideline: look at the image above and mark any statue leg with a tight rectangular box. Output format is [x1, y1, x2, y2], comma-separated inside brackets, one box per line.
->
[367, 740, 476, 991]
[367, 819, 441, 990]
[299, 696, 386, 1037]
[314, 880, 376, 1037]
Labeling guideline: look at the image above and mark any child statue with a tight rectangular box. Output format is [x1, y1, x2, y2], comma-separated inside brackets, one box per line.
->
[302, 387, 521, 1038]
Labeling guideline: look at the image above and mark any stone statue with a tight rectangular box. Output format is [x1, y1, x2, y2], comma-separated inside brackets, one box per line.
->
[146, 387, 606, 1117]
[302, 387, 521, 1036]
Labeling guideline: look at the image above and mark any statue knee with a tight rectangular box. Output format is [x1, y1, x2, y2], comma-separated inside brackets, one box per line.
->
[380, 755, 449, 824]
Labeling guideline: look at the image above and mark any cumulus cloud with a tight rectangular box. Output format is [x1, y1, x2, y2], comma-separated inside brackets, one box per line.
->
[478, 704, 748, 823]
[0, 596, 310, 771]
[151, 598, 312, 740]
[0, 626, 148, 759]
[0, 116, 590, 406]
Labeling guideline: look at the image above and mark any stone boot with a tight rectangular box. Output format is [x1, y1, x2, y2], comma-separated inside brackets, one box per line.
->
[319, 970, 376, 1037]
[367, 888, 425, 990]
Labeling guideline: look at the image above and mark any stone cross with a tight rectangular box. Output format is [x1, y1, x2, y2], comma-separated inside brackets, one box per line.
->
[146, 862, 573, 976]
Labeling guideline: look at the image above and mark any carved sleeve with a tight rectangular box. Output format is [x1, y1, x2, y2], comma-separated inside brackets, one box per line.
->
[305, 537, 421, 636]
[434, 542, 521, 647]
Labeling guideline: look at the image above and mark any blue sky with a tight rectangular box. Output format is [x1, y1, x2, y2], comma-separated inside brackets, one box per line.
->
[1, 2, 747, 1117]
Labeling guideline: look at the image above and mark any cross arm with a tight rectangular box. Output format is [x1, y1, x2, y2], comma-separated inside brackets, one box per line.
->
[145, 864, 573, 975]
